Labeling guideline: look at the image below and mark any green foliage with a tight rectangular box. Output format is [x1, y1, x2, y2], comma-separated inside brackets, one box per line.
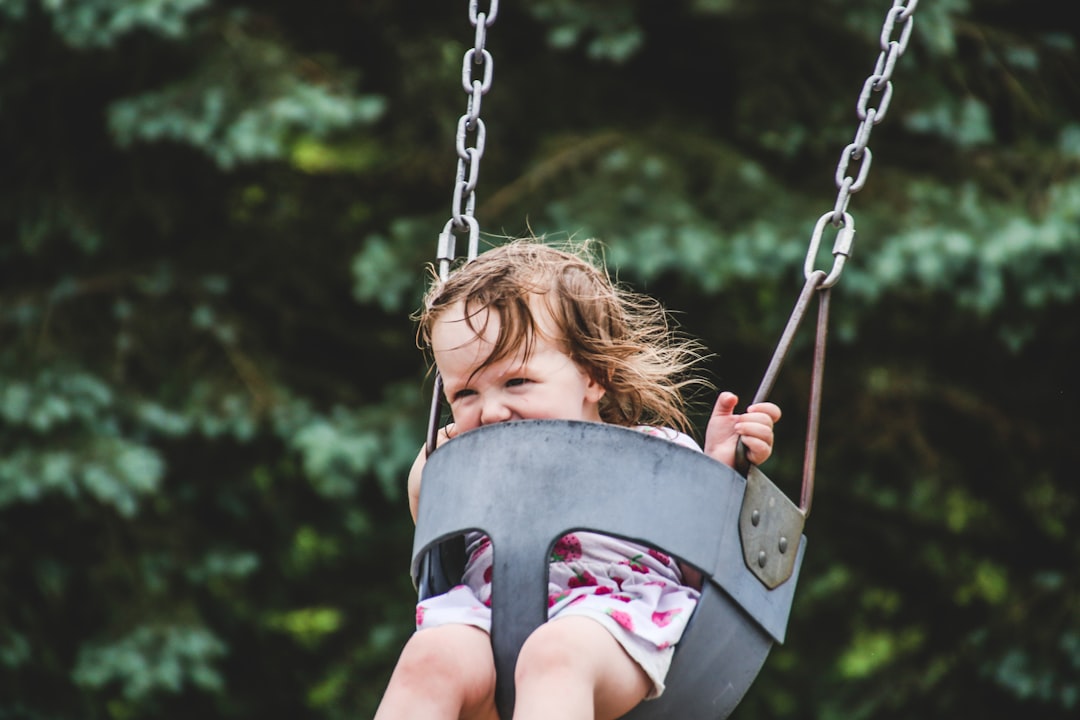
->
[528, 0, 643, 62]
[1, 0, 1077, 719]
[905, 96, 996, 147]
[0, 370, 164, 515]
[107, 13, 386, 169]
[72, 624, 226, 699]
[850, 177, 1080, 347]
[41, 0, 211, 49]
[352, 224, 428, 313]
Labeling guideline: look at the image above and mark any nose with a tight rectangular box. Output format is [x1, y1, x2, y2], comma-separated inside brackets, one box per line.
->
[479, 395, 513, 426]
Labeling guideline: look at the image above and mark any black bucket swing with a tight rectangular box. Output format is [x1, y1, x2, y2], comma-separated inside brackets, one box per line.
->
[409, 2, 920, 718]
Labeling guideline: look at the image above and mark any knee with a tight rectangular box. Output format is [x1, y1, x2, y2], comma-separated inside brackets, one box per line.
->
[514, 619, 592, 684]
[379, 626, 498, 719]
[514, 618, 651, 717]
[395, 625, 493, 691]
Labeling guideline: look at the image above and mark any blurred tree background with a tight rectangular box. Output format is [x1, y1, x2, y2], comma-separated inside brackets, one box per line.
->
[1, 0, 1077, 718]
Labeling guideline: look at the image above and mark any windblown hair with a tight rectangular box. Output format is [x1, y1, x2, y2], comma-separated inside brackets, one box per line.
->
[416, 237, 709, 434]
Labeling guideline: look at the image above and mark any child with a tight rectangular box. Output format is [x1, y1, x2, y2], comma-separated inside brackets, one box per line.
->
[375, 238, 781, 720]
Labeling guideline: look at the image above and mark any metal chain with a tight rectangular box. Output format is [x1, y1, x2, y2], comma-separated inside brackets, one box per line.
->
[435, 0, 499, 282]
[748, 0, 919, 517]
[428, 1, 500, 455]
[806, 0, 919, 289]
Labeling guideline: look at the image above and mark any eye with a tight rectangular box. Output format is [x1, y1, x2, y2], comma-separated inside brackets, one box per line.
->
[506, 377, 530, 388]
[450, 388, 477, 402]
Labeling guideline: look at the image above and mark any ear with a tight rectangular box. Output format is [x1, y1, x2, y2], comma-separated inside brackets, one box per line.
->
[584, 373, 606, 404]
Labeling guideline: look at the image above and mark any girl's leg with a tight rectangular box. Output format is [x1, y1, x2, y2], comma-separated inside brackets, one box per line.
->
[374, 624, 499, 720]
[512, 616, 652, 720]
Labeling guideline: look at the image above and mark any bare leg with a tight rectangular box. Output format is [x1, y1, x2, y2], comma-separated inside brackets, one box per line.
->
[512, 616, 651, 720]
[374, 624, 499, 720]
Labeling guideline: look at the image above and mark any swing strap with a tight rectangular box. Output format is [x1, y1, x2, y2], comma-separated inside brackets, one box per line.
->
[733, 270, 829, 588]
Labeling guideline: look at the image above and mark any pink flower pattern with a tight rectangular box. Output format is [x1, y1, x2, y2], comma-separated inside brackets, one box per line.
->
[648, 548, 671, 565]
[548, 590, 570, 607]
[568, 570, 598, 588]
[550, 534, 583, 562]
[607, 609, 635, 631]
[652, 609, 683, 627]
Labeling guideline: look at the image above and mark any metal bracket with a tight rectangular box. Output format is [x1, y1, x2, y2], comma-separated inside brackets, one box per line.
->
[739, 466, 806, 589]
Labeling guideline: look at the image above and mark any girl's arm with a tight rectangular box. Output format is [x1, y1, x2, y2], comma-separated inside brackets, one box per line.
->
[407, 424, 457, 524]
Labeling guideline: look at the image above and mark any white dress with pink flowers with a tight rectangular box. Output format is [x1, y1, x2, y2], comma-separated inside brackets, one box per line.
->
[414, 426, 703, 698]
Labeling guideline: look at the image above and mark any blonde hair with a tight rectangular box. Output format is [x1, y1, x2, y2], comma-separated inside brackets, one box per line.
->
[417, 238, 709, 434]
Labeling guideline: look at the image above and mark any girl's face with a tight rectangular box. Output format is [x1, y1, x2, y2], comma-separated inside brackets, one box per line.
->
[431, 300, 605, 434]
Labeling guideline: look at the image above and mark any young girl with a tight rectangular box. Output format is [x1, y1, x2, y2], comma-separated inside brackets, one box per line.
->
[375, 238, 781, 720]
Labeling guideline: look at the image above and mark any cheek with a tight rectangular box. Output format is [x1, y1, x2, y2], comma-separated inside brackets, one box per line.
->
[449, 406, 481, 432]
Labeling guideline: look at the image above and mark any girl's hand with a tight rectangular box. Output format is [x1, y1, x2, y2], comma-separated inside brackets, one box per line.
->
[703, 392, 782, 468]
[407, 424, 457, 523]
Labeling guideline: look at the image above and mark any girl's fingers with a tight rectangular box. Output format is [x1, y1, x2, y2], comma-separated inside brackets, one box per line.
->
[741, 436, 772, 464]
[712, 391, 740, 417]
[746, 402, 782, 423]
[735, 416, 776, 436]
[736, 428, 774, 448]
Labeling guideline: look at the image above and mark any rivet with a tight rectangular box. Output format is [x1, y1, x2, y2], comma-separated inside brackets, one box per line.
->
[751, 510, 761, 526]
[757, 550, 767, 568]
[779, 537, 788, 554]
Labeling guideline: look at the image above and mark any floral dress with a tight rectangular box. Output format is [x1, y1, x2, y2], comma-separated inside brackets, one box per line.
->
[414, 426, 703, 698]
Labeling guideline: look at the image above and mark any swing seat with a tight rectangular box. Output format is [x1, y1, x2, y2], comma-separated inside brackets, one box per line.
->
[412, 420, 805, 720]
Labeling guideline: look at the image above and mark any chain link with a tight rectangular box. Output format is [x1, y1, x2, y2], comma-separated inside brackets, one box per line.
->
[435, 0, 499, 282]
[807, 0, 919, 287]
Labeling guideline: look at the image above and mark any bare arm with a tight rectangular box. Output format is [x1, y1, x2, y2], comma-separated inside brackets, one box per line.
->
[406, 424, 456, 524]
